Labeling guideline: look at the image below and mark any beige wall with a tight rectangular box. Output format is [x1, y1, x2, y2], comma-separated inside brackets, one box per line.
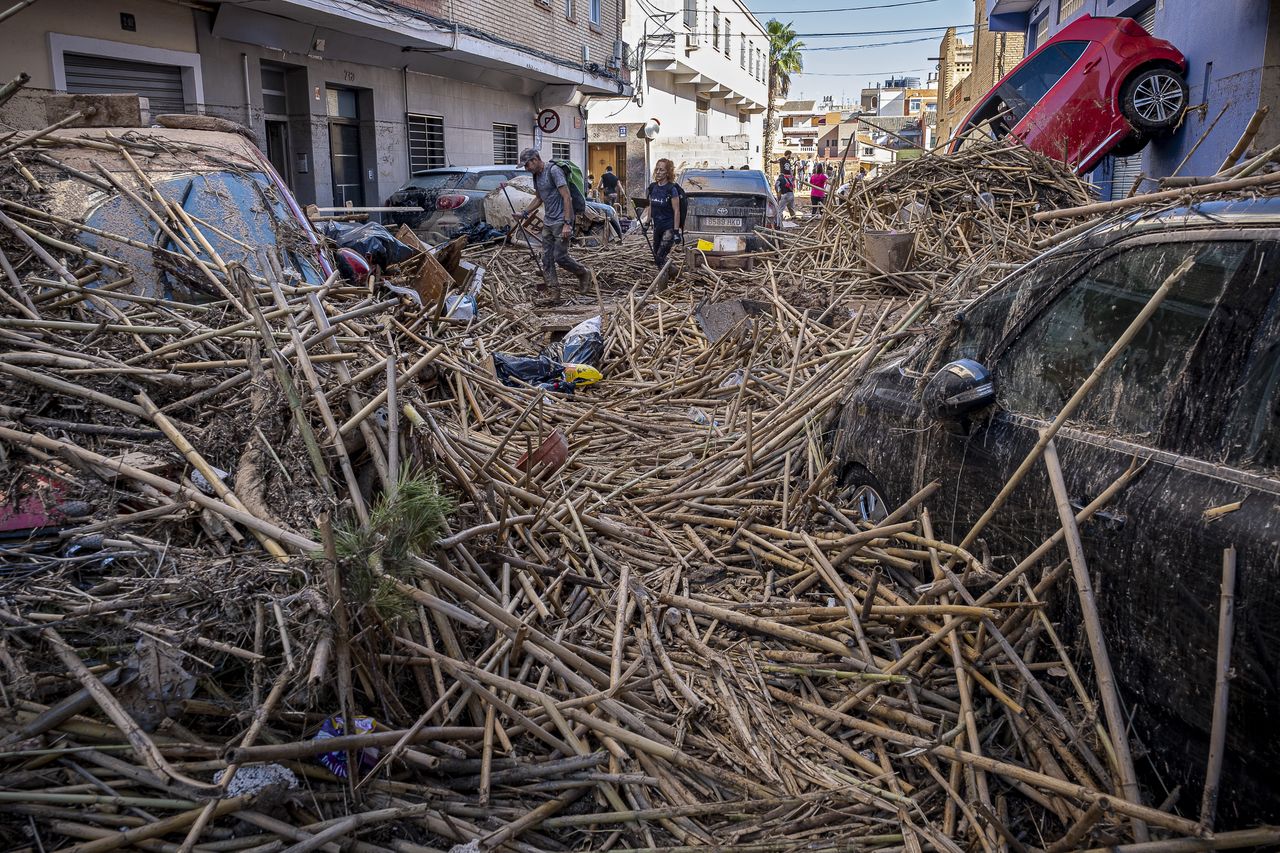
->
[1, 0, 197, 89]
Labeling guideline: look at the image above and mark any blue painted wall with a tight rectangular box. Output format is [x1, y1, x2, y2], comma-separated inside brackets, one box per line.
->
[987, 0, 1273, 193]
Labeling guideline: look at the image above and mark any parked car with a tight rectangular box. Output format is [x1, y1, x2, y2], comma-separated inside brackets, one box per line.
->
[949, 15, 1188, 173]
[831, 197, 1280, 821]
[49, 124, 349, 300]
[678, 169, 781, 256]
[385, 165, 620, 244]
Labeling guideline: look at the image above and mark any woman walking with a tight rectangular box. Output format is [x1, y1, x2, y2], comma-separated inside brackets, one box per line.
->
[640, 158, 685, 269]
[809, 163, 828, 211]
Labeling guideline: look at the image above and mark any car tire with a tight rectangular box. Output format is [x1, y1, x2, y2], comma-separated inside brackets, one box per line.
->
[1121, 67, 1188, 134]
[836, 463, 891, 525]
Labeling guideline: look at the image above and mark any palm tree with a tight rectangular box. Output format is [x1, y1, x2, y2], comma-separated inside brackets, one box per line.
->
[763, 19, 804, 177]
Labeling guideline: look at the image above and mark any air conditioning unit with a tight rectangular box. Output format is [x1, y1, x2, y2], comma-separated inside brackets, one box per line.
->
[685, 32, 699, 50]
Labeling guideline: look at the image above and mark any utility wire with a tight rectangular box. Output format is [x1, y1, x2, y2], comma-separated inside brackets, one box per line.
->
[756, 0, 941, 13]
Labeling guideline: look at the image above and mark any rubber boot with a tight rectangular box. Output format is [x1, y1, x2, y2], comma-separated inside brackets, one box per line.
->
[577, 267, 595, 295]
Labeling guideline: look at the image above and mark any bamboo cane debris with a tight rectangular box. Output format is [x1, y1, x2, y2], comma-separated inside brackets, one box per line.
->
[0, 130, 1273, 853]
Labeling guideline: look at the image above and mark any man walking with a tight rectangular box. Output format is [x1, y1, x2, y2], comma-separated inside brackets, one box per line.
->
[600, 165, 621, 209]
[515, 148, 592, 303]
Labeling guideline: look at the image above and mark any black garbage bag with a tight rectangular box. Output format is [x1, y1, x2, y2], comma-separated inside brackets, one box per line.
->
[318, 221, 418, 269]
[550, 316, 604, 367]
[493, 353, 566, 390]
[455, 220, 507, 244]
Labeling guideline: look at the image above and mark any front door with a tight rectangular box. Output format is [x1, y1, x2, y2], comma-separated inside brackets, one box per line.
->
[326, 87, 365, 207]
[265, 120, 291, 187]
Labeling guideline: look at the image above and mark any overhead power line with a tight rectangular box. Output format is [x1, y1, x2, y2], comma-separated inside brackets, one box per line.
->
[796, 24, 973, 38]
[804, 30, 973, 51]
[756, 0, 941, 13]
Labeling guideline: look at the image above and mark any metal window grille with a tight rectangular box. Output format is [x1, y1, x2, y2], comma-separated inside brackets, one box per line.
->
[683, 0, 696, 30]
[407, 114, 445, 173]
[740, 38, 746, 68]
[551, 141, 571, 160]
[724, 27, 731, 58]
[1058, 0, 1085, 22]
[493, 122, 519, 165]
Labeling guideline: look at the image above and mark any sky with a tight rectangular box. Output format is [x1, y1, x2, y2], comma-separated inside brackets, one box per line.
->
[738, 0, 978, 103]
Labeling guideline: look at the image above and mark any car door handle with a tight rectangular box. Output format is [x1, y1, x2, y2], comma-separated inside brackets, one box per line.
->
[1069, 499, 1127, 529]
[1082, 58, 1101, 73]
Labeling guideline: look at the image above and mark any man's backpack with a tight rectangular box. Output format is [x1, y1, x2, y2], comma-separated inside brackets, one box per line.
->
[550, 160, 588, 216]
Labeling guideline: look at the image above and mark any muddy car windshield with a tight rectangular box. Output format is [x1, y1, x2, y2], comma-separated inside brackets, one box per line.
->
[77, 168, 325, 301]
[680, 172, 769, 194]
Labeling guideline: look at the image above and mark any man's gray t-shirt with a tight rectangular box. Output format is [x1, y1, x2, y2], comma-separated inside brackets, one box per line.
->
[534, 163, 568, 226]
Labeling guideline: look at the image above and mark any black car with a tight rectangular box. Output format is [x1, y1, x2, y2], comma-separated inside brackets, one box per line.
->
[679, 169, 781, 253]
[832, 197, 1280, 822]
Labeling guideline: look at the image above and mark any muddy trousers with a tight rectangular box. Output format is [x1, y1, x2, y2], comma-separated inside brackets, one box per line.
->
[653, 226, 679, 268]
[540, 226, 589, 291]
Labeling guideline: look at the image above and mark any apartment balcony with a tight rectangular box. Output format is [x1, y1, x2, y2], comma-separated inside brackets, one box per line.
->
[642, 30, 767, 113]
[212, 0, 630, 96]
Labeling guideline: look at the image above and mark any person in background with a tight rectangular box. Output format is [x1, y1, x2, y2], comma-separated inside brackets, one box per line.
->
[639, 158, 684, 269]
[809, 163, 828, 211]
[515, 147, 593, 303]
[586, 172, 596, 200]
[600, 165, 621, 210]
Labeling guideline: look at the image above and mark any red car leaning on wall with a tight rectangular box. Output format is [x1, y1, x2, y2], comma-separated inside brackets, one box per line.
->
[949, 15, 1188, 173]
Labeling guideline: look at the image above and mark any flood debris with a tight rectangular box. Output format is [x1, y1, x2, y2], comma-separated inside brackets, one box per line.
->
[0, 125, 1278, 853]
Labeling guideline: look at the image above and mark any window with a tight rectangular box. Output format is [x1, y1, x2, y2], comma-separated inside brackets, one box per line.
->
[493, 122, 519, 165]
[683, 0, 696, 30]
[944, 252, 1085, 367]
[261, 66, 288, 116]
[740, 35, 747, 68]
[590, 0, 601, 24]
[1002, 41, 1087, 120]
[620, 0, 626, 21]
[473, 171, 519, 191]
[909, 97, 922, 112]
[407, 113, 445, 173]
[712, 8, 719, 52]
[696, 97, 709, 136]
[551, 140, 571, 160]
[1223, 258, 1280, 469]
[326, 88, 358, 119]
[1058, 0, 1086, 22]
[724, 26, 731, 59]
[997, 240, 1252, 442]
[861, 146, 874, 156]
[564, 0, 573, 18]
[1033, 14, 1050, 49]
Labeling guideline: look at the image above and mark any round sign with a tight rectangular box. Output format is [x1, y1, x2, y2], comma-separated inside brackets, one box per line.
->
[536, 109, 561, 133]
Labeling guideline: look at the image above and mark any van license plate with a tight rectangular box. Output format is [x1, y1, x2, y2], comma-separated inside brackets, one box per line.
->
[704, 217, 743, 228]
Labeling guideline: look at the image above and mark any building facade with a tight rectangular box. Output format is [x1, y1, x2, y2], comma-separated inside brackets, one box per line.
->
[1, 0, 629, 207]
[585, 0, 767, 199]
[985, 0, 1279, 197]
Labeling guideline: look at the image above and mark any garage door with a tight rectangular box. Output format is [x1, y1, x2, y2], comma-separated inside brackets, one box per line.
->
[1111, 152, 1145, 199]
[1132, 4, 1157, 34]
[63, 53, 187, 115]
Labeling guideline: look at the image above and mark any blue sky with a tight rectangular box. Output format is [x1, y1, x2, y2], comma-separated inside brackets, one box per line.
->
[740, 0, 978, 103]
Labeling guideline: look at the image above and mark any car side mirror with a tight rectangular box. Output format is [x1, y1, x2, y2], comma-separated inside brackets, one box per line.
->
[924, 359, 995, 420]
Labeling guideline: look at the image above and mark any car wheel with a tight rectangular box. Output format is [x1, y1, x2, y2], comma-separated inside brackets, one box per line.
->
[1121, 67, 1188, 133]
[836, 464, 891, 525]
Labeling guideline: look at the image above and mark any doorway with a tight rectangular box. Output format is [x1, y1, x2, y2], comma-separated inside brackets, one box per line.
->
[326, 87, 365, 207]
[265, 121, 290, 184]
[589, 143, 626, 192]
